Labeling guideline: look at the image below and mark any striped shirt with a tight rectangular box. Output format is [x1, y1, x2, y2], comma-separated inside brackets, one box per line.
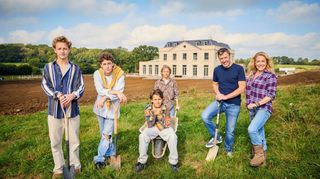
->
[246, 71, 277, 113]
[41, 60, 85, 119]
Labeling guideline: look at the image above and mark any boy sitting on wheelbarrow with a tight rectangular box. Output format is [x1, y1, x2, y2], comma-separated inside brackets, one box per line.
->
[135, 89, 179, 172]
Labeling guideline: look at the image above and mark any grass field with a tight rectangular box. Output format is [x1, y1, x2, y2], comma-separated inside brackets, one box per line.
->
[275, 64, 320, 70]
[0, 84, 320, 178]
[0, 62, 29, 66]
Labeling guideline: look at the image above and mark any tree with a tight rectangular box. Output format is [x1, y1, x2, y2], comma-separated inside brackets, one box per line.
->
[130, 45, 158, 72]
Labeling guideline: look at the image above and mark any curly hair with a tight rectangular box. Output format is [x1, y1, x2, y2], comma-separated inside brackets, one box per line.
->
[99, 53, 115, 64]
[247, 52, 275, 74]
[52, 36, 72, 49]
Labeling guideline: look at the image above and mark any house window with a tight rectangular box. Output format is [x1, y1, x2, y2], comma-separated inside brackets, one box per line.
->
[193, 65, 197, 76]
[173, 53, 177, 60]
[149, 65, 152, 75]
[204, 41, 208, 45]
[155, 65, 159, 75]
[204, 65, 209, 76]
[173, 65, 177, 75]
[143, 65, 146, 75]
[204, 53, 209, 60]
[183, 53, 187, 60]
[182, 65, 187, 75]
[164, 54, 167, 61]
[193, 53, 197, 60]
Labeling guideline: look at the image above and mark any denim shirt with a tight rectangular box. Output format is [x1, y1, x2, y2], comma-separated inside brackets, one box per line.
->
[93, 70, 125, 119]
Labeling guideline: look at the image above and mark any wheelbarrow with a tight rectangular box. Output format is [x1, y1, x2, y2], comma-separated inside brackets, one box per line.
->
[139, 110, 179, 159]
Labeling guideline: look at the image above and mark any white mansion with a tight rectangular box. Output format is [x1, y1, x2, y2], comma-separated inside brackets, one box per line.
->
[139, 39, 234, 79]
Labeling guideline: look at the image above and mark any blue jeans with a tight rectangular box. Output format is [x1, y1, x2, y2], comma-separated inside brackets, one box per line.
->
[201, 100, 240, 152]
[248, 108, 271, 151]
[169, 105, 175, 117]
[93, 115, 115, 163]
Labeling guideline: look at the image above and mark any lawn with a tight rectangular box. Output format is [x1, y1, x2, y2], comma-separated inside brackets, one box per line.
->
[0, 84, 319, 178]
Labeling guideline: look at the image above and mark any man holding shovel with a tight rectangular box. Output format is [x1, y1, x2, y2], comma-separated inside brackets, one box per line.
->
[201, 48, 246, 158]
[93, 53, 126, 169]
[41, 36, 84, 178]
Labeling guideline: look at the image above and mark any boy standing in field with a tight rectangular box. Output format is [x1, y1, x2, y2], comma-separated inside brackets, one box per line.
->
[41, 36, 84, 178]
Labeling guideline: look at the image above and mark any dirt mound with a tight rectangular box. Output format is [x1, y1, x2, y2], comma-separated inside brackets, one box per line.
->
[0, 70, 319, 115]
[277, 70, 320, 85]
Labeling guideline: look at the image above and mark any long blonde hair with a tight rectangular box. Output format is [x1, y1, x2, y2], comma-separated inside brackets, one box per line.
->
[247, 52, 275, 75]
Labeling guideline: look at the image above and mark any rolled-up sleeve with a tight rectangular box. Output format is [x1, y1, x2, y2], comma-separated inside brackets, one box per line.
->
[173, 80, 179, 99]
[266, 74, 277, 99]
[93, 70, 111, 96]
[73, 68, 85, 99]
[107, 75, 125, 101]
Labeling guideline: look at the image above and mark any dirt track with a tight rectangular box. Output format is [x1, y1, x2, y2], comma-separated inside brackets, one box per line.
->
[0, 70, 319, 115]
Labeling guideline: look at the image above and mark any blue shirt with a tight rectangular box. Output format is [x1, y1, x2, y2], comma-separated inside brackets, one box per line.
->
[41, 61, 85, 119]
[213, 63, 246, 105]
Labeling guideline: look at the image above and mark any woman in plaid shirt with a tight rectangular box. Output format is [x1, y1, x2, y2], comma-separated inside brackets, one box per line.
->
[246, 52, 277, 167]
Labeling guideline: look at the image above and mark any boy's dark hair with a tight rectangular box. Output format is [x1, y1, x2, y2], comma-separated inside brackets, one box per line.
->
[99, 53, 115, 64]
[217, 48, 231, 56]
[52, 36, 72, 49]
[149, 89, 164, 100]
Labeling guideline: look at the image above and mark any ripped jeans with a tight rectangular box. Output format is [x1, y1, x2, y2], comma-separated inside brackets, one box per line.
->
[93, 115, 115, 163]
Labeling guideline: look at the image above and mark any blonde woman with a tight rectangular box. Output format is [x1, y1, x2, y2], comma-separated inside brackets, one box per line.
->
[246, 52, 277, 167]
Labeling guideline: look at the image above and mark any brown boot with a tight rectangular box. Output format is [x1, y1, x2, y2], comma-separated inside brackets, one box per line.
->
[250, 145, 266, 167]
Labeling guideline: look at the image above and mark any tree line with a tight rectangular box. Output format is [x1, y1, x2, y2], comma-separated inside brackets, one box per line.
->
[0, 43, 319, 76]
[235, 56, 320, 66]
[0, 44, 158, 75]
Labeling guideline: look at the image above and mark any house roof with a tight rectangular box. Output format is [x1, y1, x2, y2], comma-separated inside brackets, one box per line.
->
[164, 39, 230, 49]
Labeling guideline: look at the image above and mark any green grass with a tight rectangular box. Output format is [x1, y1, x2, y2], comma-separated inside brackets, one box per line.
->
[0, 62, 29, 66]
[275, 64, 320, 70]
[1, 85, 320, 178]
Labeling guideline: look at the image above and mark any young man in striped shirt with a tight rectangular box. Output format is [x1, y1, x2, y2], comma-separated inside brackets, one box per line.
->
[41, 36, 84, 178]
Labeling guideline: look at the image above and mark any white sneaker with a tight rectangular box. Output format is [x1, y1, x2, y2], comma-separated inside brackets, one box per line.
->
[205, 136, 222, 148]
[227, 152, 233, 158]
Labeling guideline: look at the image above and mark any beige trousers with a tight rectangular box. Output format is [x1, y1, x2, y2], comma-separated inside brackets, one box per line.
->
[48, 115, 81, 173]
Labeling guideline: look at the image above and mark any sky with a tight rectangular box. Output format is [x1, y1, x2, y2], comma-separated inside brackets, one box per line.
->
[0, 0, 320, 59]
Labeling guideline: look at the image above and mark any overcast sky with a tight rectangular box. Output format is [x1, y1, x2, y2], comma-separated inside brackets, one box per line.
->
[0, 0, 320, 59]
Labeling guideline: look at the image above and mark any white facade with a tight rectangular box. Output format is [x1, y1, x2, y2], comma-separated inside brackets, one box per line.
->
[139, 39, 234, 79]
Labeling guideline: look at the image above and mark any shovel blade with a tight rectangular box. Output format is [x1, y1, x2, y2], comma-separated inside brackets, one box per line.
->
[63, 165, 75, 179]
[206, 145, 219, 161]
[110, 155, 121, 169]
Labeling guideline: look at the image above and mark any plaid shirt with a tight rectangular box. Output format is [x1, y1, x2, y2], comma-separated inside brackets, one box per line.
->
[246, 71, 277, 113]
[154, 78, 179, 110]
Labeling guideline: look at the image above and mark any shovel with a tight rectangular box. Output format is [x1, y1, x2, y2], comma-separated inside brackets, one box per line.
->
[61, 104, 76, 179]
[110, 103, 121, 169]
[206, 101, 221, 161]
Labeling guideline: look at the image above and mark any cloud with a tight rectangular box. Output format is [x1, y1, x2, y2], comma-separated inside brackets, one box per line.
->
[158, 1, 185, 17]
[67, 0, 136, 16]
[0, 0, 135, 16]
[124, 24, 320, 59]
[0, 17, 38, 27]
[267, 1, 320, 24]
[48, 23, 129, 48]
[154, 0, 257, 12]
[0, 0, 58, 14]
[156, 0, 244, 18]
[6, 30, 46, 44]
[1, 23, 319, 59]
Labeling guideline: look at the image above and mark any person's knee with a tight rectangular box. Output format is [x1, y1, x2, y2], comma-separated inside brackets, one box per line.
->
[201, 111, 210, 122]
[248, 125, 257, 135]
[139, 132, 151, 143]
